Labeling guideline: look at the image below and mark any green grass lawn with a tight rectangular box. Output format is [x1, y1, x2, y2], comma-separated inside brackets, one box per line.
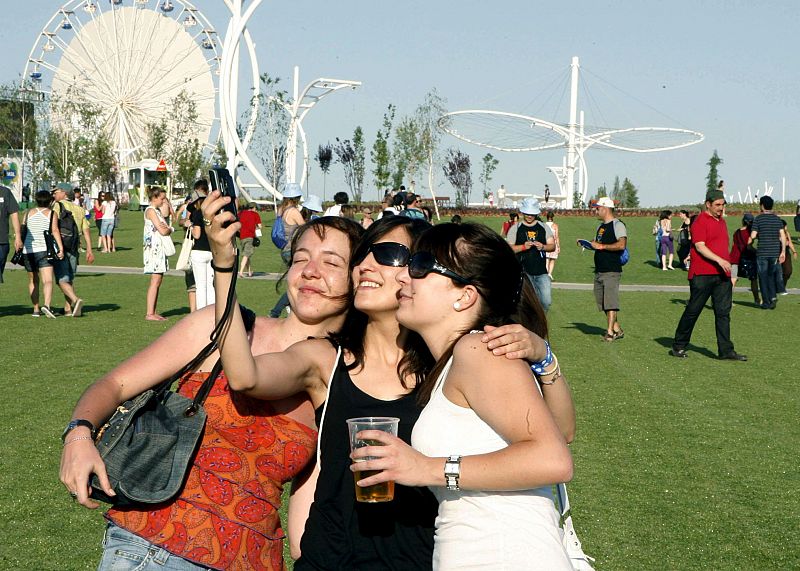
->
[1, 212, 798, 570]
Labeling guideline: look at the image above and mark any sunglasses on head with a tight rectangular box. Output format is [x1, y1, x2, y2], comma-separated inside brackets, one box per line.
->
[354, 242, 410, 268]
[408, 251, 472, 285]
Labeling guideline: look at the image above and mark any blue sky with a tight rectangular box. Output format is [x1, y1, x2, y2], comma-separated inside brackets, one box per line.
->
[4, 1, 799, 206]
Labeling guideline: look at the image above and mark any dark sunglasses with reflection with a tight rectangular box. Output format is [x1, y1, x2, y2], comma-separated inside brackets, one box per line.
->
[353, 242, 411, 268]
[408, 251, 472, 285]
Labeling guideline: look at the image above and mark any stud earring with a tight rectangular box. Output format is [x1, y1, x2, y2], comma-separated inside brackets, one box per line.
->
[453, 302, 461, 310]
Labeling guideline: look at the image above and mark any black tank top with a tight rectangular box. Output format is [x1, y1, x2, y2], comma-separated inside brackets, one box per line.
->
[295, 349, 437, 570]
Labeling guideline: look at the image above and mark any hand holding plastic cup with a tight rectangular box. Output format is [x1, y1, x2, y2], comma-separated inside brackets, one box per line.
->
[347, 417, 399, 503]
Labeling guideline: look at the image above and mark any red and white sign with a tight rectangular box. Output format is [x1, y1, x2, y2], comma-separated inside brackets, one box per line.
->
[156, 159, 167, 172]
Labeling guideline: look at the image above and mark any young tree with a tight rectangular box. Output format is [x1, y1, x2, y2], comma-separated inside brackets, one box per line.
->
[334, 137, 357, 201]
[241, 73, 290, 192]
[315, 142, 333, 200]
[43, 87, 104, 187]
[145, 120, 169, 161]
[619, 177, 640, 208]
[415, 89, 448, 219]
[443, 148, 472, 207]
[0, 83, 38, 158]
[352, 126, 366, 203]
[162, 90, 206, 195]
[371, 104, 395, 191]
[479, 153, 499, 200]
[706, 150, 723, 192]
[610, 176, 621, 201]
[392, 115, 424, 189]
[572, 189, 585, 209]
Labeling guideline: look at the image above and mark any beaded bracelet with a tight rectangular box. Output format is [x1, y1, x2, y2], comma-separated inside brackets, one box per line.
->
[529, 341, 554, 375]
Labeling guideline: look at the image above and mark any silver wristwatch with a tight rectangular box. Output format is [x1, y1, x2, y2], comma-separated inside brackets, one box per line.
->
[444, 454, 462, 490]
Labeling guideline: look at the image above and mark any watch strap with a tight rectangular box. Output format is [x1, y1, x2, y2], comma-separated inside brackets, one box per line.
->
[444, 454, 462, 491]
[62, 419, 96, 443]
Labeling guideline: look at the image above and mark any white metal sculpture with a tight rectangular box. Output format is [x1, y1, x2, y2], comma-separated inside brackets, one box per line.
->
[25, 0, 221, 169]
[439, 57, 705, 208]
[282, 66, 361, 190]
[217, 2, 361, 200]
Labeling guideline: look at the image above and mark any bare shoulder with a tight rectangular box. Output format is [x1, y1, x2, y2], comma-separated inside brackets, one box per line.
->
[451, 332, 529, 377]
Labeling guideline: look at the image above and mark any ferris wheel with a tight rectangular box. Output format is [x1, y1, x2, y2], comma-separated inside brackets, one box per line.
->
[24, 0, 221, 167]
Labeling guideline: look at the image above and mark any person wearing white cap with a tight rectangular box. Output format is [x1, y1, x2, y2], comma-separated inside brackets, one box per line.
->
[506, 197, 555, 312]
[589, 197, 627, 341]
[268, 183, 305, 318]
[302, 194, 323, 219]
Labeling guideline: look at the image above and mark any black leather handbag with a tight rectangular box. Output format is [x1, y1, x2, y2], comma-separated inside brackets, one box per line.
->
[89, 267, 250, 506]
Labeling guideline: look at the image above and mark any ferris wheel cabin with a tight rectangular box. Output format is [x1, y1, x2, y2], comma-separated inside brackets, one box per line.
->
[126, 160, 169, 208]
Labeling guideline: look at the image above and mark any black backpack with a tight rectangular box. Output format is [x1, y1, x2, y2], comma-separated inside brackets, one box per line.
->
[55, 201, 80, 254]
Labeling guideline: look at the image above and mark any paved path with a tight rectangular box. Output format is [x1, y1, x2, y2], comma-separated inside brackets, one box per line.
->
[7, 263, 799, 294]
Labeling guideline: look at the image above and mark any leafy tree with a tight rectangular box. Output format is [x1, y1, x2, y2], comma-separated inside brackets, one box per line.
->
[145, 120, 169, 161]
[241, 73, 290, 193]
[572, 189, 585, 209]
[0, 83, 38, 157]
[371, 104, 395, 191]
[619, 177, 640, 208]
[706, 150, 722, 193]
[334, 137, 357, 202]
[392, 115, 424, 189]
[315, 143, 333, 200]
[479, 153, 499, 200]
[157, 90, 206, 195]
[442, 148, 472, 207]
[87, 131, 116, 193]
[352, 127, 366, 203]
[415, 89, 448, 219]
[43, 87, 104, 187]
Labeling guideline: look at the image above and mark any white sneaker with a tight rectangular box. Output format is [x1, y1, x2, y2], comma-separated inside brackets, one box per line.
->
[71, 298, 84, 317]
[41, 306, 57, 319]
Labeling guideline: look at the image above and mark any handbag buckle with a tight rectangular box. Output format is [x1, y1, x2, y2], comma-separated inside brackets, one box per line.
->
[184, 404, 199, 417]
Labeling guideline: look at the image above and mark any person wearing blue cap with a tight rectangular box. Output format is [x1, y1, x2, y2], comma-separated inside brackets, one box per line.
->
[506, 197, 555, 312]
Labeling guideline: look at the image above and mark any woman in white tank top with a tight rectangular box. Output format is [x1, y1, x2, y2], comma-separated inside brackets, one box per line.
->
[22, 190, 65, 317]
[350, 223, 574, 570]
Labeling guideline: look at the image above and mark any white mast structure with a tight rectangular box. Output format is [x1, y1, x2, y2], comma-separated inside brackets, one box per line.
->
[440, 56, 704, 209]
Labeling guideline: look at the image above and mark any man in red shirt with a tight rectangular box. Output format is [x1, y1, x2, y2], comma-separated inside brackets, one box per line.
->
[670, 190, 747, 361]
[237, 202, 262, 277]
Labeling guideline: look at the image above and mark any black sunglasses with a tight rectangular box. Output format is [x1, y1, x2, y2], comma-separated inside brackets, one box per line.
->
[353, 242, 410, 268]
[408, 251, 472, 285]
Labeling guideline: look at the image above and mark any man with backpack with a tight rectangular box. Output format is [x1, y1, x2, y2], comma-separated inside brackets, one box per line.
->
[590, 197, 627, 342]
[51, 184, 94, 316]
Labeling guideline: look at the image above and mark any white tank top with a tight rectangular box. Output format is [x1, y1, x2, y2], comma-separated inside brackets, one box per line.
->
[412, 353, 572, 570]
[23, 209, 51, 254]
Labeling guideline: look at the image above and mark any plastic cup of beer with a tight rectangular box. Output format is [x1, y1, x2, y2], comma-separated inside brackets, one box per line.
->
[347, 416, 399, 503]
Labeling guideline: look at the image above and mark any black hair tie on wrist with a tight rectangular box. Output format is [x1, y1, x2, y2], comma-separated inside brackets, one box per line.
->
[211, 261, 235, 273]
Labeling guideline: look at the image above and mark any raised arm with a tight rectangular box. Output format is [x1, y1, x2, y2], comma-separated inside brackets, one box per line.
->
[146, 207, 172, 236]
[201, 191, 330, 406]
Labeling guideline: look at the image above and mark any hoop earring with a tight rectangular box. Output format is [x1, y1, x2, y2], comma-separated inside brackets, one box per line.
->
[453, 302, 461, 310]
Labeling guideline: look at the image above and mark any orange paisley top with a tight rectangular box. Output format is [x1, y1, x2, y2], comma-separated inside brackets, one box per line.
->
[106, 371, 317, 571]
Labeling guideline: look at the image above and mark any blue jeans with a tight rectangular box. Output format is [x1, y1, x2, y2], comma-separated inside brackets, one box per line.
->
[98, 523, 212, 570]
[526, 272, 552, 312]
[756, 257, 783, 305]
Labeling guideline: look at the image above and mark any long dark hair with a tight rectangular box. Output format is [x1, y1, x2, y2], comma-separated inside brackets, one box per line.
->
[413, 223, 547, 405]
[329, 216, 432, 390]
[274, 216, 365, 310]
